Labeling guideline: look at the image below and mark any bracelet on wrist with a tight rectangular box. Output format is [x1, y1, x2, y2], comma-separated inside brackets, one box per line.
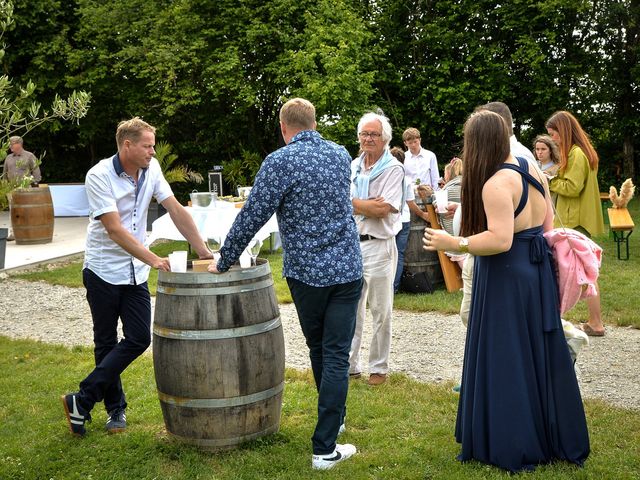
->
[458, 237, 469, 253]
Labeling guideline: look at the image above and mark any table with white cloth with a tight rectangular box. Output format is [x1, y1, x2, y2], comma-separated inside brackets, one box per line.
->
[146, 202, 279, 248]
[48, 183, 90, 217]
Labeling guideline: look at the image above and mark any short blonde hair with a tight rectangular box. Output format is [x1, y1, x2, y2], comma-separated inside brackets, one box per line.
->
[9, 136, 23, 145]
[402, 127, 421, 142]
[279, 98, 316, 130]
[115, 117, 156, 149]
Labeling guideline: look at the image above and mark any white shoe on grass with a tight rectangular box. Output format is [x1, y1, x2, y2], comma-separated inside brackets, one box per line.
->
[312, 443, 357, 470]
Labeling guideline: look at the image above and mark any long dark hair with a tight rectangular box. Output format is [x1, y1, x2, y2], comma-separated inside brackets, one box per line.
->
[460, 110, 511, 237]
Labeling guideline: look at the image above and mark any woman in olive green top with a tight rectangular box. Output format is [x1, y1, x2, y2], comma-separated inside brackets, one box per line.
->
[546, 111, 606, 336]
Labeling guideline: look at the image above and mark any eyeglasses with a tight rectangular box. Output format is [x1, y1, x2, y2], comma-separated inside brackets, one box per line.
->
[358, 132, 382, 139]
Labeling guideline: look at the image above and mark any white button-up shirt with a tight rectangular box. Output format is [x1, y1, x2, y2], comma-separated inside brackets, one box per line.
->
[510, 135, 535, 163]
[403, 147, 440, 190]
[83, 154, 173, 285]
[351, 155, 404, 239]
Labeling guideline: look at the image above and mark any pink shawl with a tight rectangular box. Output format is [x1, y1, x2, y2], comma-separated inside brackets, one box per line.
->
[543, 228, 603, 315]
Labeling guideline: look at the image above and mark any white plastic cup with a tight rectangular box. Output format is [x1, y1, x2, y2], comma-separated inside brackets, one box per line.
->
[169, 250, 188, 273]
[434, 189, 448, 214]
[239, 250, 251, 268]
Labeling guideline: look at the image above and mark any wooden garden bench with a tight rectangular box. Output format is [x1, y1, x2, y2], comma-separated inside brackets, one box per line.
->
[607, 207, 634, 260]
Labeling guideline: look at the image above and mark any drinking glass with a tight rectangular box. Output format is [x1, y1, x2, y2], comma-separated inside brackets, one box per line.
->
[207, 235, 222, 253]
[247, 238, 263, 266]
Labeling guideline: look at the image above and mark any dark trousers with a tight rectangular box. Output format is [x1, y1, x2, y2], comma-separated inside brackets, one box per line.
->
[394, 221, 410, 291]
[287, 277, 363, 455]
[78, 268, 151, 413]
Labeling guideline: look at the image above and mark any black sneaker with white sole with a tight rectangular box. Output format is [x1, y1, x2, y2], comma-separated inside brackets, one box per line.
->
[312, 443, 357, 470]
[61, 393, 91, 436]
[106, 408, 127, 433]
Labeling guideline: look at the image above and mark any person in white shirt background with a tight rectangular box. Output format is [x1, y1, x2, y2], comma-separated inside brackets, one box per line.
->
[402, 127, 440, 191]
[476, 102, 535, 163]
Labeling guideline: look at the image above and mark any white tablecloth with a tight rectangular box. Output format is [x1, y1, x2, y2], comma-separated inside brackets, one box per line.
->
[48, 184, 89, 217]
[147, 202, 279, 246]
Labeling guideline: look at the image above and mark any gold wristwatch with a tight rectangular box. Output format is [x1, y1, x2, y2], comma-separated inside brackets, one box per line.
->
[458, 237, 469, 253]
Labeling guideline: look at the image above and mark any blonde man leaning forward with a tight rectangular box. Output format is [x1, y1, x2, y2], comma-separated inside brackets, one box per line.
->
[349, 112, 404, 386]
[61, 117, 212, 437]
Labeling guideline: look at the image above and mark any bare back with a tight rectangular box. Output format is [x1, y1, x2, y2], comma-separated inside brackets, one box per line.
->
[486, 156, 551, 233]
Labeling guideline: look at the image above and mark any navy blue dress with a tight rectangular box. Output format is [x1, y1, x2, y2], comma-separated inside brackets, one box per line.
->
[455, 157, 590, 472]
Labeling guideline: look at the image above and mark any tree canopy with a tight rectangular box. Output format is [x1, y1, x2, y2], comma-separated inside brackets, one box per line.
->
[2, 0, 637, 193]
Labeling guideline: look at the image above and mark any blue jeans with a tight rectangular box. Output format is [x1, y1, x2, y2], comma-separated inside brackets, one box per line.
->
[286, 277, 363, 455]
[394, 221, 410, 291]
[78, 268, 151, 413]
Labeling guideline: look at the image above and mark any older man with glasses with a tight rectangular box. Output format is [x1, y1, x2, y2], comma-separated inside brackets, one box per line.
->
[349, 112, 404, 386]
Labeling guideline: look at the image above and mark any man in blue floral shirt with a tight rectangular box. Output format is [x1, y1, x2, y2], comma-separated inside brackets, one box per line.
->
[209, 98, 363, 470]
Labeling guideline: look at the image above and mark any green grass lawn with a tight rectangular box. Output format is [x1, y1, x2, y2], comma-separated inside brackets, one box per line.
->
[1, 336, 638, 480]
[13, 198, 640, 328]
[4, 203, 640, 478]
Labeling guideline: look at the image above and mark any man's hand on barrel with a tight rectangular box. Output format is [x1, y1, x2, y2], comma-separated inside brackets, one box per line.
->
[152, 255, 171, 271]
[207, 253, 222, 273]
[195, 240, 214, 260]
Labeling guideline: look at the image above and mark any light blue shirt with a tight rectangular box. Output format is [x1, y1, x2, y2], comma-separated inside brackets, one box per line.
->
[83, 154, 173, 285]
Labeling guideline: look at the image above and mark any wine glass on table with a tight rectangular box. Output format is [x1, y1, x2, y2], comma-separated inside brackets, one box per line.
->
[247, 238, 263, 266]
[207, 235, 222, 258]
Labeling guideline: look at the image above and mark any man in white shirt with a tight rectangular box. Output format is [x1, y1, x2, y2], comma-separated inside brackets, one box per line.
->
[402, 127, 440, 190]
[476, 102, 535, 162]
[61, 117, 211, 437]
[350, 112, 404, 386]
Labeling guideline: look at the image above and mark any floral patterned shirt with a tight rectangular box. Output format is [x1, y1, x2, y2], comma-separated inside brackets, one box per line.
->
[217, 130, 363, 287]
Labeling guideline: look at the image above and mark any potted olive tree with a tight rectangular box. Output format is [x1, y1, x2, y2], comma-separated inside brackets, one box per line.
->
[0, 0, 90, 248]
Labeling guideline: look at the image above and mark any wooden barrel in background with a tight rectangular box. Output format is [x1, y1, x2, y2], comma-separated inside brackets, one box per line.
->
[404, 196, 444, 287]
[153, 259, 285, 451]
[10, 187, 54, 245]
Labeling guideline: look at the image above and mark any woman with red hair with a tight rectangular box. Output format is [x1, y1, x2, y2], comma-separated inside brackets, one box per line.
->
[546, 111, 605, 336]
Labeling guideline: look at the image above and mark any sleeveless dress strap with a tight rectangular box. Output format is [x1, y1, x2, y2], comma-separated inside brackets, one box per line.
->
[499, 156, 545, 217]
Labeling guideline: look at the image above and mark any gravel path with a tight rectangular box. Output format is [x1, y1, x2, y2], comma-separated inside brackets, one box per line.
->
[1, 278, 638, 410]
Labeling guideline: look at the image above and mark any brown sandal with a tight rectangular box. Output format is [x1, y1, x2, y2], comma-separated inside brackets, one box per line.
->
[578, 323, 605, 337]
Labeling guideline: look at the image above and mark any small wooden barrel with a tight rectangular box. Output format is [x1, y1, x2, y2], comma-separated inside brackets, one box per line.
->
[153, 259, 284, 451]
[404, 197, 444, 286]
[10, 187, 54, 245]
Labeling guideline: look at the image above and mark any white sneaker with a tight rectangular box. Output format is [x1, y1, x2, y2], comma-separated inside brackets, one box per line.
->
[312, 443, 357, 470]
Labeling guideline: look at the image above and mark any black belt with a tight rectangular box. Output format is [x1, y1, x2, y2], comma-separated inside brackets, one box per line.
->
[359, 234, 380, 242]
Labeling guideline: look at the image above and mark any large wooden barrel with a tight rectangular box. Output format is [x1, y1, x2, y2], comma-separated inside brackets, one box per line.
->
[404, 197, 444, 287]
[10, 187, 54, 245]
[153, 259, 285, 451]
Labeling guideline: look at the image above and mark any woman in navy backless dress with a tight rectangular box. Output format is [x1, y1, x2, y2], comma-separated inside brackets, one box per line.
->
[424, 111, 589, 472]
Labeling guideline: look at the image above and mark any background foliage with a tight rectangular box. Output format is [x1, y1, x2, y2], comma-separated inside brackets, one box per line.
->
[2, 0, 638, 198]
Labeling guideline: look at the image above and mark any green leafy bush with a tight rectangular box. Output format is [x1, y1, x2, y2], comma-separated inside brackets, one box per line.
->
[0, 177, 18, 210]
[221, 149, 262, 192]
[155, 141, 203, 185]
